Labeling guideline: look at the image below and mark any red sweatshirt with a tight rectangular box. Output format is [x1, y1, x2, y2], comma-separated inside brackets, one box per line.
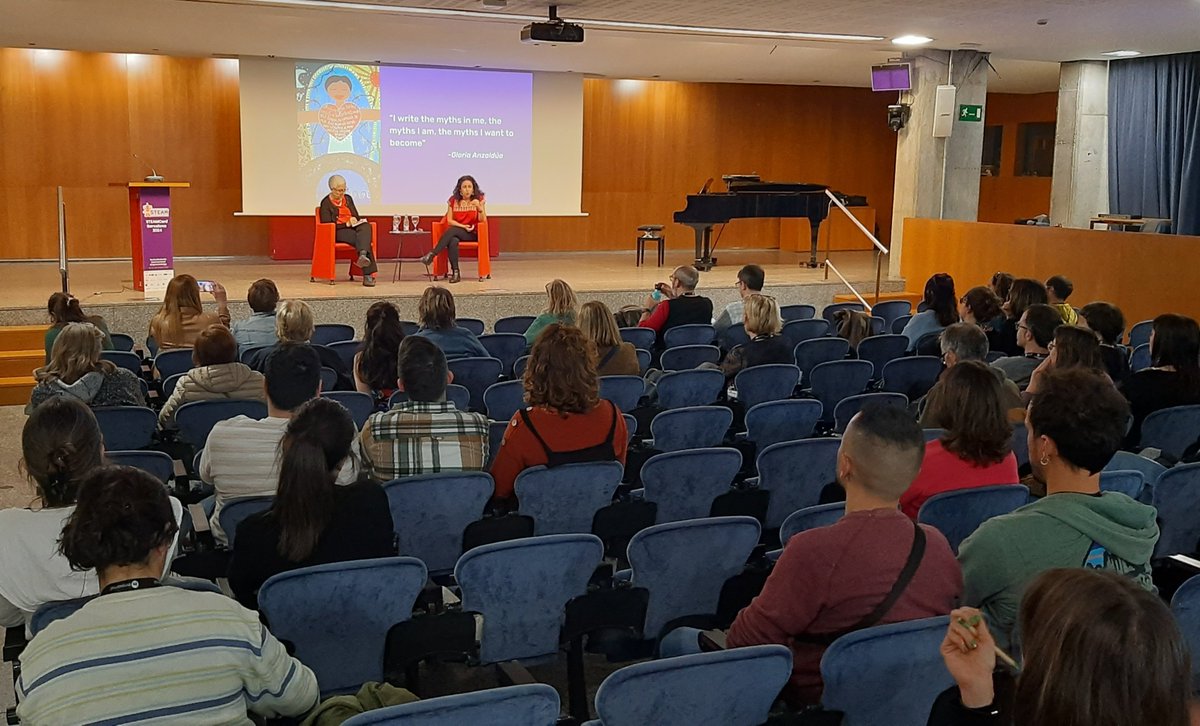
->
[900, 439, 1020, 519]
[727, 508, 962, 707]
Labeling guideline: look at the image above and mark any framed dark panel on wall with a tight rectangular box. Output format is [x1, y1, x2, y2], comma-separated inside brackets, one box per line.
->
[981, 125, 1003, 176]
[1017, 122, 1055, 177]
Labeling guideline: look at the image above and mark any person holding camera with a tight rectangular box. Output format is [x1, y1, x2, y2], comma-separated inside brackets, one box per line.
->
[637, 265, 713, 348]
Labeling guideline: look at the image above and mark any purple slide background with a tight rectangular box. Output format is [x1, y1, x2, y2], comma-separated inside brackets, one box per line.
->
[379, 66, 532, 205]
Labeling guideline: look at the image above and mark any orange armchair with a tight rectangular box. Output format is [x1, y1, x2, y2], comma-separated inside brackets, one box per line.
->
[430, 219, 491, 281]
[310, 208, 378, 284]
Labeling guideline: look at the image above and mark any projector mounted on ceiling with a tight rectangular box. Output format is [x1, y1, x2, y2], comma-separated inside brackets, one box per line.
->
[521, 5, 584, 44]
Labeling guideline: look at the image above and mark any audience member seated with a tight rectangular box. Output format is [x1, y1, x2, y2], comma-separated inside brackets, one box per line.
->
[578, 300, 640, 376]
[1022, 325, 1112, 406]
[524, 279, 577, 349]
[230, 278, 280, 354]
[1044, 274, 1079, 325]
[360, 336, 489, 481]
[900, 362, 1019, 518]
[832, 309, 872, 353]
[992, 278, 1047, 356]
[637, 265, 714, 348]
[901, 273, 959, 352]
[228, 398, 394, 608]
[0, 399, 104, 629]
[158, 324, 265, 428]
[918, 324, 1021, 426]
[44, 292, 112, 363]
[354, 300, 405, 399]
[27, 322, 145, 413]
[1079, 301, 1131, 384]
[958, 368, 1157, 650]
[148, 274, 230, 349]
[930, 569, 1190, 725]
[202, 344, 357, 546]
[245, 299, 352, 390]
[716, 294, 791, 380]
[990, 304, 1060, 391]
[724, 405, 961, 708]
[412, 286, 488, 360]
[714, 264, 765, 335]
[988, 272, 1013, 309]
[490, 324, 628, 501]
[1120, 313, 1200, 450]
[958, 285, 1005, 352]
[15, 465, 318, 724]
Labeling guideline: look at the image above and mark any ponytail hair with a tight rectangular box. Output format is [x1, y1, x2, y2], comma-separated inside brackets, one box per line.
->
[47, 292, 87, 326]
[21, 397, 104, 507]
[272, 397, 356, 562]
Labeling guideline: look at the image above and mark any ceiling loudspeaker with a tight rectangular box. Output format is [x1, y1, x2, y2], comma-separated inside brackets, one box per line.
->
[932, 85, 956, 138]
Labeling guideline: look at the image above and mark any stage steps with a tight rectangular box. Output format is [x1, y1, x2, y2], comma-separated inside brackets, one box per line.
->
[0, 325, 44, 407]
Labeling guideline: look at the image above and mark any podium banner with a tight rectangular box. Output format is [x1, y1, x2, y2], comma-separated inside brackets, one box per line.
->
[135, 188, 175, 299]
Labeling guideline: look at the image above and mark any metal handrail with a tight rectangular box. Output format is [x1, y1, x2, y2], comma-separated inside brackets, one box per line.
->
[824, 259, 871, 309]
[825, 189, 887, 255]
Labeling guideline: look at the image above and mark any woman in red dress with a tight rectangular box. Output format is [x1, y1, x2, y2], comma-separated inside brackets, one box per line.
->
[421, 175, 486, 284]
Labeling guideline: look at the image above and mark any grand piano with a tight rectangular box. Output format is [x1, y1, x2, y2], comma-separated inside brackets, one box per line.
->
[673, 175, 854, 270]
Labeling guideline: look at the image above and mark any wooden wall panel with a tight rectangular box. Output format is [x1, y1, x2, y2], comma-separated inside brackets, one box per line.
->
[978, 92, 1058, 224]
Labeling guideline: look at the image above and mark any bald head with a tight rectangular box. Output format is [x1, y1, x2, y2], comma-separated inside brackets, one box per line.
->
[838, 405, 925, 501]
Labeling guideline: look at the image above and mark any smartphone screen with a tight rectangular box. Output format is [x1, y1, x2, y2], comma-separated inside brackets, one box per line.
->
[196, 280, 215, 293]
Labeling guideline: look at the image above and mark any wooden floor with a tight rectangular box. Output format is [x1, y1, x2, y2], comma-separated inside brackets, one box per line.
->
[0, 249, 885, 310]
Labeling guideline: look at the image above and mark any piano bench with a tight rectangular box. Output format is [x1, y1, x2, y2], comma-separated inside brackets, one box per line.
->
[638, 225, 665, 234]
[636, 230, 665, 267]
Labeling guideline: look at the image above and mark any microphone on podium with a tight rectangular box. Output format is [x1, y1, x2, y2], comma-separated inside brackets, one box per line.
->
[132, 153, 165, 183]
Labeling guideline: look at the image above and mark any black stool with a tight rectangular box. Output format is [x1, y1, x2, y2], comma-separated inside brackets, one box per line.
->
[636, 225, 665, 267]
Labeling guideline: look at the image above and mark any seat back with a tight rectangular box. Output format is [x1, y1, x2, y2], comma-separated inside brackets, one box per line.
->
[259, 557, 428, 696]
[719, 323, 752, 351]
[820, 616, 953, 726]
[619, 327, 656, 350]
[341, 684, 561, 726]
[628, 516, 761, 638]
[880, 356, 943, 400]
[922, 428, 947, 442]
[794, 337, 850, 383]
[891, 314, 913, 334]
[479, 333, 528, 377]
[495, 315, 537, 335]
[153, 349, 193, 379]
[663, 324, 716, 348]
[106, 450, 175, 483]
[218, 496, 274, 548]
[1130, 343, 1152, 372]
[833, 392, 908, 433]
[388, 384, 470, 412]
[456, 534, 604, 663]
[487, 420, 508, 469]
[101, 350, 142, 375]
[319, 366, 338, 391]
[241, 344, 271, 365]
[781, 319, 831, 352]
[1099, 470, 1145, 499]
[1153, 463, 1200, 558]
[1171, 575, 1200, 692]
[516, 461, 625, 535]
[321, 391, 375, 429]
[809, 360, 874, 421]
[592, 644, 792, 726]
[635, 348, 652, 376]
[779, 304, 816, 322]
[1141, 405, 1200, 460]
[856, 335, 909, 379]
[655, 369, 724, 409]
[1128, 319, 1153, 348]
[1010, 422, 1030, 469]
[514, 354, 531, 379]
[869, 300, 913, 328]
[313, 323, 355, 346]
[660, 344, 721, 371]
[484, 379, 526, 422]
[734, 364, 799, 409]
[599, 375, 645, 413]
[641, 447, 743, 523]
[446, 356, 504, 412]
[1104, 451, 1167, 496]
[917, 484, 1030, 553]
[744, 399, 822, 448]
[650, 406, 732, 452]
[161, 372, 185, 400]
[458, 318, 486, 336]
[175, 399, 269, 450]
[109, 332, 136, 352]
[383, 472, 494, 572]
[780, 503, 845, 545]
[326, 340, 362, 372]
[758, 438, 842, 529]
[92, 406, 158, 450]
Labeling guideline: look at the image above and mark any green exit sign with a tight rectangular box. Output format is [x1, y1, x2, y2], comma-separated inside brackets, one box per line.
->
[959, 104, 983, 122]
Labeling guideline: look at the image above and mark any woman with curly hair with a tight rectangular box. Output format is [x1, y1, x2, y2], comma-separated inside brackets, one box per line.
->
[489, 323, 628, 501]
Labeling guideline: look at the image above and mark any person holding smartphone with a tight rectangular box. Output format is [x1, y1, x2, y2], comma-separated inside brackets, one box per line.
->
[319, 174, 377, 287]
[148, 274, 230, 349]
[420, 175, 485, 284]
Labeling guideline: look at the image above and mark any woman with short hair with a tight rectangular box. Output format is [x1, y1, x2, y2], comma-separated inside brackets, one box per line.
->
[27, 322, 144, 413]
[489, 324, 628, 501]
[1079, 301, 1130, 384]
[578, 300, 640, 377]
[900, 360, 1019, 518]
[719, 294, 791, 380]
[412, 286, 488, 360]
[958, 285, 1005, 351]
[524, 279, 579, 348]
[354, 300, 406, 398]
[44, 292, 113, 363]
[244, 299, 352, 390]
[148, 274, 230, 349]
[158, 324, 265, 427]
[1120, 313, 1200, 448]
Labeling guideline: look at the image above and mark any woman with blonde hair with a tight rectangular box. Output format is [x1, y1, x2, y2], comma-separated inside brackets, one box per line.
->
[489, 324, 628, 501]
[718, 293, 790, 380]
[27, 323, 144, 412]
[147, 274, 230, 349]
[244, 299, 352, 390]
[413, 286, 488, 360]
[523, 279, 579, 348]
[578, 301, 640, 376]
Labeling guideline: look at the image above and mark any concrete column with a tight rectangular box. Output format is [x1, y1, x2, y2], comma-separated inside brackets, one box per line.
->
[888, 49, 989, 278]
[1050, 61, 1109, 228]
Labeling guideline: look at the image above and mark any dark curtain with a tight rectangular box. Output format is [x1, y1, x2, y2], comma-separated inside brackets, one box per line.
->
[1108, 52, 1200, 236]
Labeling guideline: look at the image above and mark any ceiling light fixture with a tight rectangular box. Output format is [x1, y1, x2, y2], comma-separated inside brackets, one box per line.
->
[1101, 50, 1141, 57]
[239, 0, 884, 42]
[892, 35, 933, 46]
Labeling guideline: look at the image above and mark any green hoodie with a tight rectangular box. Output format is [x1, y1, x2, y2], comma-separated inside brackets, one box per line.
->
[959, 491, 1159, 649]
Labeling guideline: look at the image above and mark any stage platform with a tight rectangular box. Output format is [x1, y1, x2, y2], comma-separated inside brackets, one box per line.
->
[0, 249, 901, 336]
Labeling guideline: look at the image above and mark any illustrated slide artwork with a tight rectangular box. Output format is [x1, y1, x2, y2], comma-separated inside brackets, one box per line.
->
[296, 62, 532, 207]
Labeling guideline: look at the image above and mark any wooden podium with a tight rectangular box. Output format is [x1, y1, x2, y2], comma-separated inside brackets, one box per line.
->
[123, 181, 189, 298]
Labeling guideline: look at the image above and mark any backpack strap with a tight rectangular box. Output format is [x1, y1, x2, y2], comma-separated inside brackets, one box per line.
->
[518, 408, 555, 459]
[603, 400, 619, 445]
[598, 345, 620, 369]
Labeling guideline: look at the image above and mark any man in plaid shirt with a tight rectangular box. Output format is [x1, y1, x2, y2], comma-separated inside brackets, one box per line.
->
[361, 336, 489, 479]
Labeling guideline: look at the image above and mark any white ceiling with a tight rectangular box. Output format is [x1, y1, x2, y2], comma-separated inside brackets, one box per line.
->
[3, 0, 1197, 92]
